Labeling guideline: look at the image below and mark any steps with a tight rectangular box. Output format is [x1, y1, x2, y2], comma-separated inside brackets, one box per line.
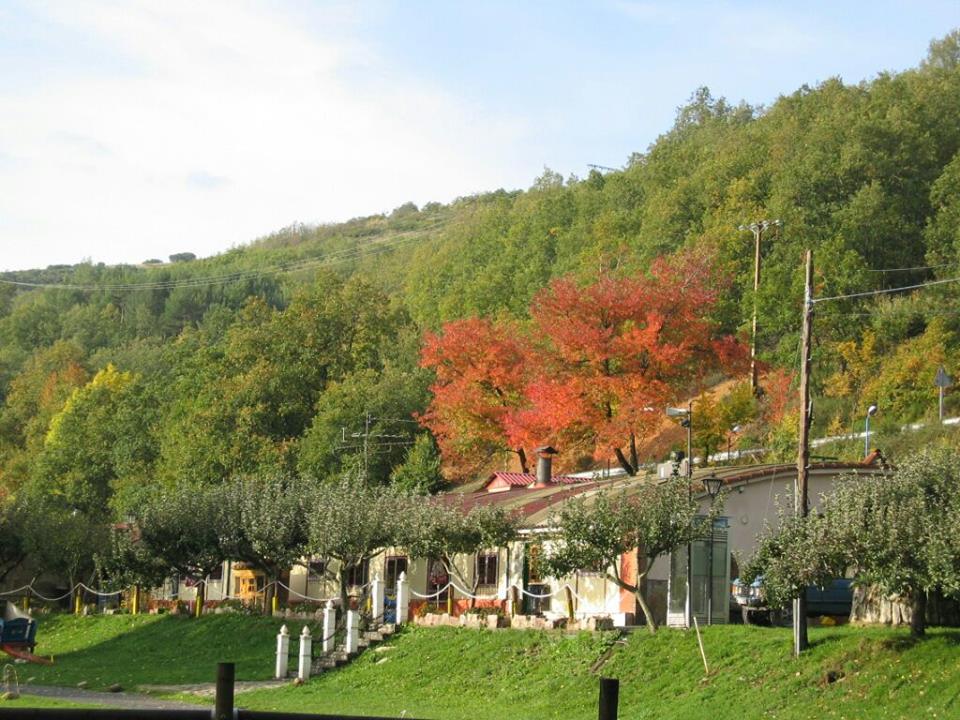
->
[289, 623, 397, 678]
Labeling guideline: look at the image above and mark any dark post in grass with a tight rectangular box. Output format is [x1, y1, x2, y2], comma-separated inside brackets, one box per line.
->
[598, 677, 619, 720]
[214, 662, 235, 720]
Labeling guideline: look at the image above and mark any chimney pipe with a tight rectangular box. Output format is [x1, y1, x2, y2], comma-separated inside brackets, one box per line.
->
[533, 446, 558, 488]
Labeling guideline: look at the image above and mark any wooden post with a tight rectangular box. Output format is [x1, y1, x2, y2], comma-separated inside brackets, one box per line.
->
[214, 662, 235, 720]
[794, 249, 813, 657]
[194, 583, 204, 618]
[598, 677, 619, 720]
[447, 584, 454, 616]
[131, 585, 140, 615]
[73, 590, 82, 615]
[565, 586, 575, 621]
[511, 585, 520, 617]
[271, 593, 279, 615]
[21, 594, 29, 612]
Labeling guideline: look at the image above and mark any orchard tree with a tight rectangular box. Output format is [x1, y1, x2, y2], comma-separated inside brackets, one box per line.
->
[305, 477, 420, 610]
[404, 501, 519, 600]
[543, 475, 721, 633]
[228, 474, 311, 611]
[0, 499, 26, 584]
[744, 447, 960, 638]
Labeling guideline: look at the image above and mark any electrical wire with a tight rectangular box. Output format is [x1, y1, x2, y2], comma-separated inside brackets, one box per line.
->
[813, 275, 960, 304]
[0, 227, 440, 292]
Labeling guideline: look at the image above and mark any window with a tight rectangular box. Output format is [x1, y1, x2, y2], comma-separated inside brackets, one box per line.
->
[209, 564, 223, 581]
[476, 553, 499, 587]
[307, 559, 327, 581]
[345, 559, 369, 588]
[385, 556, 408, 591]
[527, 544, 544, 583]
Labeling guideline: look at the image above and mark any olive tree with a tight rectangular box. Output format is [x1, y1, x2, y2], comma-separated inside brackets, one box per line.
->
[542, 476, 721, 633]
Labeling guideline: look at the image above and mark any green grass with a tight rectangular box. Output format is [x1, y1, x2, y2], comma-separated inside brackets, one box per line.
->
[13, 614, 960, 719]
[238, 625, 960, 720]
[0, 695, 100, 709]
[22, 613, 320, 690]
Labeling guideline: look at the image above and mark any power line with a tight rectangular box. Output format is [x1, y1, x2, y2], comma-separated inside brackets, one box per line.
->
[865, 262, 955, 272]
[0, 225, 441, 292]
[813, 275, 960, 304]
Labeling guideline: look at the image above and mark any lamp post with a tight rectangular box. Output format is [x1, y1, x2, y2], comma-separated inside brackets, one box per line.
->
[864, 404, 877, 459]
[727, 424, 741, 464]
[667, 403, 693, 627]
[703, 475, 723, 625]
[738, 219, 781, 396]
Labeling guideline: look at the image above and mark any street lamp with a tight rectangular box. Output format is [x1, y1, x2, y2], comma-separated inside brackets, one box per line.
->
[703, 475, 723, 625]
[727, 424, 741, 464]
[738, 219, 782, 395]
[667, 403, 693, 627]
[864, 404, 877, 459]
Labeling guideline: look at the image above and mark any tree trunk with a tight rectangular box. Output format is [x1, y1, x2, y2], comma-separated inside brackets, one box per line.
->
[911, 591, 927, 638]
[635, 587, 658, 634]
[516, 448, 530, 475]
[339, 566, 351, 614]
[614, 448, 636, 476]
[629, 433, 639, 475]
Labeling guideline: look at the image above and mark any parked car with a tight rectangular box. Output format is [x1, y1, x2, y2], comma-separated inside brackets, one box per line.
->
[731, 577, 853, 625]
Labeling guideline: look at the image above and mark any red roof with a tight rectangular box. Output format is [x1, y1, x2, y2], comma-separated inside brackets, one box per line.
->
[482, 471, 589, 491]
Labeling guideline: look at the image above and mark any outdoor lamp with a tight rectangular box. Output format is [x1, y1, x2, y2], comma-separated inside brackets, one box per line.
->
[865, 404, 878, 458]
[703, 475, 723, 499]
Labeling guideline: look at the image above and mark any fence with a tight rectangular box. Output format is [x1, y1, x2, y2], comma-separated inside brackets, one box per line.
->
[0, 663, 621, 720]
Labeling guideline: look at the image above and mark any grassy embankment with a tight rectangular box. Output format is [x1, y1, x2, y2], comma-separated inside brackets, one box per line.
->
[9, 614, 960, 718]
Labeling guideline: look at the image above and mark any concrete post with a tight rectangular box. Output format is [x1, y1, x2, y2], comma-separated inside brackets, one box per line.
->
[371, 573, 384, 625]
[275, 624, 290, 679]
[297, 625, 312, 681]
[322, 600, 336, 654]
[396, 571, 409, 626]
[345, 609, 359, 654]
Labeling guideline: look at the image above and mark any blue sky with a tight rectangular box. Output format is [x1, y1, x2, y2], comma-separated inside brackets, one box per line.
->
[0, 1, 957, 271]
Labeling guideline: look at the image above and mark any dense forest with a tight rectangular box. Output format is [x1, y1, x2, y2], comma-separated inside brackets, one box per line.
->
[2, 32, 960, 581]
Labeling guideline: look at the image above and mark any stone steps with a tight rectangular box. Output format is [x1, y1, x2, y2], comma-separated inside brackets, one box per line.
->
[301, 623, 397, 677]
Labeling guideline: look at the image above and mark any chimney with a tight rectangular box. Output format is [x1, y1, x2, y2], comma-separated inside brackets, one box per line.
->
[533, 446, 558, 488]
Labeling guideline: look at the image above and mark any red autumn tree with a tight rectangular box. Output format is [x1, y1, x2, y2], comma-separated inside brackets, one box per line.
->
[421, 248, 748, 479]
[419, 317, 532, 479]
[507, 247, 747, 475]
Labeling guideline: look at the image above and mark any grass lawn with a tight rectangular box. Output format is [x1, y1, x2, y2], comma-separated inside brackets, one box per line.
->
[0, 695, 100, 709]
[237, 624, 960, 720]
[11, 614, 960, 719]
[21, 613, 319, 690]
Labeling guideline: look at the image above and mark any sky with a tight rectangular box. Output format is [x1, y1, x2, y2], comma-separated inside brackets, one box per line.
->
[0, 1, 957, 271]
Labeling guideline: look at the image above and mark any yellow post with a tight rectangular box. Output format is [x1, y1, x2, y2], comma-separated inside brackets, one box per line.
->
[446, 586, 454, 615]
[194, 584, 204, 618]
[565, 586, 575, 621]
[21, 594, 30, 612]
[271, 593, 279, 615]
[131, 585, 140, 615]
[511, 586, 519, 617]
[74, 591, 82, 615]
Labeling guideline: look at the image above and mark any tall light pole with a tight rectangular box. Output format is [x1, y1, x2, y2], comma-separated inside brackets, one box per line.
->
[864, 404, 877, 458]
[738, 220, 781, 396]
[703, 475, 723, 625]
[667, 403, 693, 628]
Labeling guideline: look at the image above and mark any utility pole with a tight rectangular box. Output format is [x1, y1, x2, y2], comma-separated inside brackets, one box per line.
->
[794, 249, 813, 656]
[339, 415, 415, 482]
[739, 220, 782, 395]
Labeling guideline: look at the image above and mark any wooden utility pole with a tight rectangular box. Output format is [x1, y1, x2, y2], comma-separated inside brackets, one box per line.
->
[794, 249, 813, 656]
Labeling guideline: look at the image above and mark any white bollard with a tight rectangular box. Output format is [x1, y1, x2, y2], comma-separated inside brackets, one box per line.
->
[396, 571, 409, 626]
[275, 624, 290, 679]
[371, 573, 384, 625]
[322, 600, 336, 654]
[345, 609, 359, 654]
[297, 625, 312, 681]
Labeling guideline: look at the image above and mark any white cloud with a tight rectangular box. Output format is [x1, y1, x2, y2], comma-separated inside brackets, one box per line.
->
[0, 0, 532, 269]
